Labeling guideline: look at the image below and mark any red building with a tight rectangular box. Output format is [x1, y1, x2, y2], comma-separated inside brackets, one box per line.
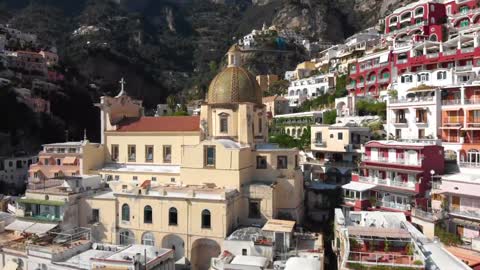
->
[347, 50, 392, 97]
[343, 140, 444, 216]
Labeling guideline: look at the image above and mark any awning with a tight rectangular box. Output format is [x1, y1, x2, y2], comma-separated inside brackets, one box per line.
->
[347, 226, 411, 238]
[40, 155, 52, 159]
[342, 181, 377, 192]
[62, 156, 77, 165]
[442, 107, 462, 111]
[373, 185, 418, 196]
[360, 165, 423, 174]
[18, 198, 65, 206]
[5, 220, 35, 232]
[3, 260, 19, 270]
[262, 219, 295, 233]
[451, 218, 480, 229]
[24, 223, 57, 235]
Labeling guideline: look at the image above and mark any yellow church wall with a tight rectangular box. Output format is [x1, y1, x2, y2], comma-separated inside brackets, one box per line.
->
[104, 132, 200, 165]
[82, 143, 105, 175]
[97, 171, 179, 185]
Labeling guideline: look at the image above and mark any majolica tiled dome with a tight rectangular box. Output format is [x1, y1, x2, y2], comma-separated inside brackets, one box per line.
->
[207, 67, 262, 105]
[207, 45, 262, 105]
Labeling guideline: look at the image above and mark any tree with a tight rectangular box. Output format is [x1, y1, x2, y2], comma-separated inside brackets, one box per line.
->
[166, 95, 177, 113]
[323, 110, 337, 125]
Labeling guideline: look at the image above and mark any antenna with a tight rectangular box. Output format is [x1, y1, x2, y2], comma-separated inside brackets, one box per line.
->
[65, 130, 69, 142]
[83, 129, 87, 141]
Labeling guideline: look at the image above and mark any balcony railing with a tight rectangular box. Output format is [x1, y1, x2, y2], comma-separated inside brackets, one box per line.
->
[366, 80, 376, 86]
[397, 59, 408, 64]
[27, 179, 64, 190]
[347, 251, 423, 268]
[465, 99, 480, 105]
[442, 99, 461, 106]
[393, 118, 408, 125]
[461, 47, 475, 54]
[390, 96, 434, 104]
[378, 77, 390, 84]
[451, 7, 480, 19]
[357, 82, 365, 88]
[426, 52, 439, 59]
[459, 162, 480, 168]
[314, 140, 327, 147]
[363, 156, 421, 166]
[443, 49, 457, 56]
[450, 208, 480, 220]
[346, 84, 356, 90]
[377, 201, 410, 211]
[455, 64, 473, 72]
[412, 208, 444, 221]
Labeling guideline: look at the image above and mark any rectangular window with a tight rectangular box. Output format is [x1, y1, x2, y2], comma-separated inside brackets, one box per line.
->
[418, 129, 425, 138]
[256, 156, 267, 169]
[249, 200, 261, 219]
[152, 177, 157, 181]
[277, 156, 288, 169]
[204, 146, 216, 167]
[220, 117, 228, 133]
[338, 132, 343, 140]
[258, 118, 262, 133]
[92, 209, 99, 223]
[128, 145, 136, 162]
[133, 176, 138, 181]
[145, 145, 154, 162]
[163, 145, 172, 163]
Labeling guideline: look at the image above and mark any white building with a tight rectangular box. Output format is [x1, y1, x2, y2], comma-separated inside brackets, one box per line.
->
[386, 88, 441, 141]
[0, 155, 38, 188]
[285, 74, 335, 108]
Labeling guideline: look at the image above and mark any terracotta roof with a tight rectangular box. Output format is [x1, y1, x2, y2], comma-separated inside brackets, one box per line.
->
[116, 116, 200, 132]
[262, 95, 287, 102]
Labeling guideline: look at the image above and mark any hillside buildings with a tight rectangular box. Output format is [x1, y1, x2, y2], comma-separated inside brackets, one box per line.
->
[271, 111, 324, 138]
[263, 95, 291, 118]
[285, 73, 335, 108]
[0, 155, 38, 189]
[256, 74, 279, 92]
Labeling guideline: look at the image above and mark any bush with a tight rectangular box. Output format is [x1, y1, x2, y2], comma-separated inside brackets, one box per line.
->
[323, 110, 337, 125]
[357, 99, 386, 119]
[435, 224, 462, 246]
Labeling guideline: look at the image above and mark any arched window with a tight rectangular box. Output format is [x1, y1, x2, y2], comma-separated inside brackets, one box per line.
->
[289, 90, 294, 96]
[119, 230, 133, 245]
[201, 209, 211, 229]
[56, 159, 61, 165]
[144, 205, 152, 224]
[429, 34, 438, 41]
[169, 207, 178, 225]
[121, 204, 130, 221]
[142, 232, 155, 246]
[295, 90, 300, 95]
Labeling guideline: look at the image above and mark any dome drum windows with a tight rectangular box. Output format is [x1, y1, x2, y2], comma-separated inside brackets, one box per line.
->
[144, 205, 153, 224]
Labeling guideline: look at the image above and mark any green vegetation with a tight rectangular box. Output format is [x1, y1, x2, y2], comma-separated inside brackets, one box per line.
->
[435, 224, 462, 246]
[323, 110, 337, 125]
[297, 75, 347, 112]
[269, 126, 310, 150]
[356, 100, 386, 120]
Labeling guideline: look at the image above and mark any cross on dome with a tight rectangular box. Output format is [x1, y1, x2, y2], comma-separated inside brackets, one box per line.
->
[116, 77, 127, 97]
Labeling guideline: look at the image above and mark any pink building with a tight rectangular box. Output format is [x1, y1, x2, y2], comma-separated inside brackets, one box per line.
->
[28, 141, 104, 184]
[7, 51, 47, 76]
[39, 50, 59, 67]
[343, 140, 444, 216]
[432, 172, 480, 243]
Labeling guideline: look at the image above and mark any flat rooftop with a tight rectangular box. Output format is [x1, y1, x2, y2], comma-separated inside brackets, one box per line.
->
[99, 163, 180, 174]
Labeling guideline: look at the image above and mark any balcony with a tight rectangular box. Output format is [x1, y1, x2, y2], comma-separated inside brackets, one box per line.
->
[346, 84, 356, 90]
[314, 140, 327, 147]
[450, 208, 480, 221]
[390, 96, 434, 104]
[377, 200, 411, 211]
[451, 7, 480, 19]
[455, 64, 473, 72]
[397, 59, 408, 64]
[393, 118, 408, 125]
[366, 80, 376, 86]
[378, 77, 390, 84]
[363, 156, 422, 166]
[442, 116, 463, 126]
[357, 82, 365, 88]
[27, 179, 64, 190]
[442, 99, 461, 106]
[465, 99, 480, 105]
[412, 208, 444, 221]
[22, 212, 62, 222]
[443, 49, 457, 56]
[461, 47, 475, 54]
[426, 52, 439, 59]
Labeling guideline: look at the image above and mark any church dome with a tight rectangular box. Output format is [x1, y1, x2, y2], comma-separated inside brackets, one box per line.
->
[207, 66, 262, 105]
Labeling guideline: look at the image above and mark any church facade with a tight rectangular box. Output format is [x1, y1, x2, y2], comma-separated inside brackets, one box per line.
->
[79, 46, 304, 270]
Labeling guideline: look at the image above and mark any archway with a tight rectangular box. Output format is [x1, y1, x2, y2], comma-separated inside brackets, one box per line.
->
[191, 238, 221, 270]
[162, 234, 185, 262]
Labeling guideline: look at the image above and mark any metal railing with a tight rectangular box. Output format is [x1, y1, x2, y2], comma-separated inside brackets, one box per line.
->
[347, 251, 423, 268]
[377, 201, 410, 211]
[461, 47, 475, 54]
[450, 208, 480, 220]
[426, 53, 439, 59]
[443, 49, 457, 56]
[465, 99, 480, 105]
[27, 179, 64, 190]
[363, 156, 421, 166]
[397, 59, 408, 64]
[412, 208, 444, 221]
[390, 96, 434, 104]
[451, 7, 480, 19]
[357, 82, 365, 87]
[456, 64, 473, 71]
[459, 162, 480, 168]
[314, 141, 327, 147]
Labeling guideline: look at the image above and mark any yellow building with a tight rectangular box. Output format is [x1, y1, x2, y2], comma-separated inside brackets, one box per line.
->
[82, 45, 304, 270]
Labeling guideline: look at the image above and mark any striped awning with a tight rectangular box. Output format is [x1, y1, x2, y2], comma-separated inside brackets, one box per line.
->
[62, 156, 77, 165]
